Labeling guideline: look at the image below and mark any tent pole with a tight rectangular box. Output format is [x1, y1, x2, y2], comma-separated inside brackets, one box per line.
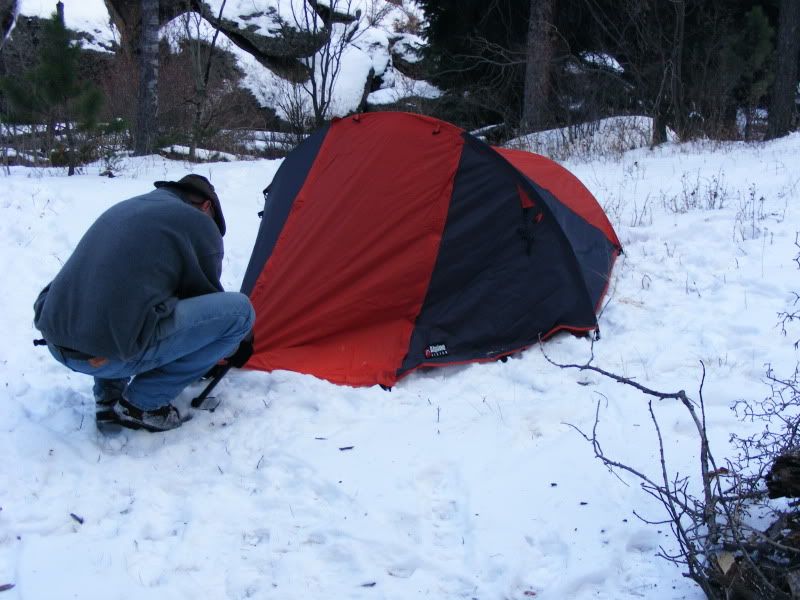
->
[191, 364, 231, 409]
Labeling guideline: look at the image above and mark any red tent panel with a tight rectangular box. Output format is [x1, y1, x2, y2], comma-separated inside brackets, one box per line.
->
[247, 114, 465, 386]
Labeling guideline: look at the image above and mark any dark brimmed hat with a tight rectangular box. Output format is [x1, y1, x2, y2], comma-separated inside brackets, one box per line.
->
[154, 174, 226, 236]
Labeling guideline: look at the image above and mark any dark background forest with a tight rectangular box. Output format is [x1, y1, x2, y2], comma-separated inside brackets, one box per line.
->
[0, 0, 798, 171]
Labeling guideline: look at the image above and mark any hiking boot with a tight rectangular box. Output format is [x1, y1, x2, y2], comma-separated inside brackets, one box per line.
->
[112, 398, 186, 432]
[95, 397, 119, 424]
[93, 378, 129, 423]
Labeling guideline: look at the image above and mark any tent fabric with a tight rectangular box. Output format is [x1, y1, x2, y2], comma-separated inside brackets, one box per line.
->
[523, 179, 619, 311]
[240, 112, 621, 387]
[493, 147, 620, 247]
[399, 136, 598, 376]
[244, 114, 463, 386]
[241, 125, 330, 295]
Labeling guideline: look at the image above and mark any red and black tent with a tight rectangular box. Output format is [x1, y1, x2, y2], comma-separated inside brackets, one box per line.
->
[239, 112, 621, 387]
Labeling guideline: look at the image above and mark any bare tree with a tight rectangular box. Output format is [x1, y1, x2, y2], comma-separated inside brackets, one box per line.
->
[134, 0, 159, 155]
[288, 0, 361, 127]
[178, 1, 227, 161]
[669, 0, 686, 138]
[765, 0, 800, 140]
[522, 0, 555, 132]
[275, 78, 313, 145]
[543, 288, 800, 600]
[431, 34, 533, 136]
[582, 0, 687, 145]
[555, 239, 800, 600]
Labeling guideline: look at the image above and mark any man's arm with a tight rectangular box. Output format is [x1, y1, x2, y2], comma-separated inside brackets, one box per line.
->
[179, 230, 224, 297]
[193, 249, 225, 294]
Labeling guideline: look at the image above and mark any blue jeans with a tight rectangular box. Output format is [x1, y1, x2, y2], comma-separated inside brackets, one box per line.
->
[48, 292, 255, 410]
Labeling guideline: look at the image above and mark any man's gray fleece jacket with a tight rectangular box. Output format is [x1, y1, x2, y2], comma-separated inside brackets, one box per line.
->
[33, 188, 224, 360]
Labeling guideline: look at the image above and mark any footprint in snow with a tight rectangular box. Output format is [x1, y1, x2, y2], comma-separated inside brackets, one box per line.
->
[414, 466, 473, 562]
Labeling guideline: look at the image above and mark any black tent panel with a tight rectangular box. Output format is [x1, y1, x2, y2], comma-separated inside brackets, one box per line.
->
[399, 138, 597, 375]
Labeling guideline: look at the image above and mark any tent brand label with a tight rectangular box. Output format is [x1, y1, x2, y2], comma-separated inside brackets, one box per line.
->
[425, 344, 448, 358]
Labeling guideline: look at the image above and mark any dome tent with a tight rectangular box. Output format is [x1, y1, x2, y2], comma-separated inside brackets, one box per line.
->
[239, 112, 621, 387]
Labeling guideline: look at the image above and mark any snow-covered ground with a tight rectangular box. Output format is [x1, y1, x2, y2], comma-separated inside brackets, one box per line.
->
[1, 132, 799, 599]
[508, 116, 678, 161]
[160, 145, 241, 162]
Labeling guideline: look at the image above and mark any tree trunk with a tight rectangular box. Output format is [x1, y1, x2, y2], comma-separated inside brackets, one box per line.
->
[652, 103, 668, 147]
[522, 0, 554, 133]
[670, 0, 686, 138]
[0, 0, 12, 176]
[744, 106, 754, 142]
[0, 0, 17, 50]
[189, 99, 201, 162]
[134, 0, 159, 156]
[65, 118, 76, 176]
[187, 0, 227, 163]
[765, 0, 800, 140]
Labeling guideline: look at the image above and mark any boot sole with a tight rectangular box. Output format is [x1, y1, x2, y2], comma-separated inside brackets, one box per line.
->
[112, 409, 191, 433]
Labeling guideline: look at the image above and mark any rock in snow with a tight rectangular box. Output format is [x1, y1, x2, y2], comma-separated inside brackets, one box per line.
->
[17, 0, 437, 118]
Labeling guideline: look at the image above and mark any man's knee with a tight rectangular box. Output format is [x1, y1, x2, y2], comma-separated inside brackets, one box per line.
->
[223, 292, 255, 335]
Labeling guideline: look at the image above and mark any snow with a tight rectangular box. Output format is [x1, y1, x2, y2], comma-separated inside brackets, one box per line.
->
[228, 131, 299, 153]
[323, 35, 375, 115]
[354, 27, 391, 77]
[254, 1, 431, 117]
[508, 116, 677, 161]
[17, 0, 117, 52]
[316, 0, 424, 24]
[203, 0, 323, 36]
[367, 68, 441, 105]
[159, 13, 296, 120]
[3, 132, 799, 599]
[19, 0, 432, 119]
[160, 5, 428, 122]
[160, 145, 240, 161]
[580, 52, 624, 73]
[392, 33, 425, 63]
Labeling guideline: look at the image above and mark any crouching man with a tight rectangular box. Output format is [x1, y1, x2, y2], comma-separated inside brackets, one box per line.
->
[33, 175, 254, 432]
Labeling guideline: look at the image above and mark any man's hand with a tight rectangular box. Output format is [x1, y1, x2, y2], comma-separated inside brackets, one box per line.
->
[200, 337, 253, 382]
[202, 363, 227, 380]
